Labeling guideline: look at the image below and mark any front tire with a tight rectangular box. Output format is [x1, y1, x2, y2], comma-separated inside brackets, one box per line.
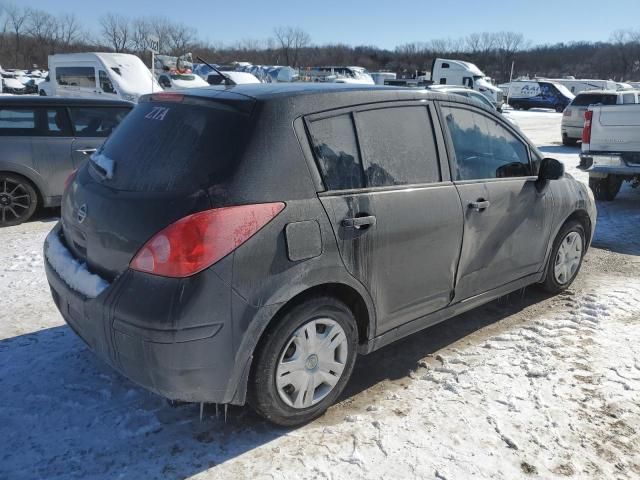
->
[0, 173, 38, 227]
[541, 220, 585, 293]
[589, 174, 622, 201]
[248, 296, 358, 427]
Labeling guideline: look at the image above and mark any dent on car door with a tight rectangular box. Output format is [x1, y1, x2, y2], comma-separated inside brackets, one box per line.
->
[307, 104, 463, 335]
[440, 104, 554, 301]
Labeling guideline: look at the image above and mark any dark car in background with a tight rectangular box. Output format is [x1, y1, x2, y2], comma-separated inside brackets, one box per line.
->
[0, 97, 132, 226]
[44, 85, 595, 426]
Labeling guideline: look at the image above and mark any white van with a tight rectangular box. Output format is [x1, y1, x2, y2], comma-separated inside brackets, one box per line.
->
[431, 58, 504, 110]
[542, 78, 618, 95]
[47, 53, 161, 103]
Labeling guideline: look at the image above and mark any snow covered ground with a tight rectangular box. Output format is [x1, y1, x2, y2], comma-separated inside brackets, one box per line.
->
[1, 110, 639, 480]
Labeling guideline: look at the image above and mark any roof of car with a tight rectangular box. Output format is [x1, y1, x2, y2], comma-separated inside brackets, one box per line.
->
[0, 96, 134, 108]
[576, 90, 620, 95]
[173, 83, 451, 105]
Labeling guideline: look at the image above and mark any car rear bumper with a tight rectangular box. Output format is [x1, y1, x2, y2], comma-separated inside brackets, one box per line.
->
[44, 223, 249, 404]
[579, 153, 640, 175]
[561, 124, 582, 139]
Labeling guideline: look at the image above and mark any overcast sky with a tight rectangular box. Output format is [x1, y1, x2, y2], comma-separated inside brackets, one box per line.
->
[20, 0, 640, 50]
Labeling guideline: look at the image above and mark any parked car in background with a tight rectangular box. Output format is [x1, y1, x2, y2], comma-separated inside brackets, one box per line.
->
[508, 80, 574, 112]
[0, 97, 132, 226]
[1, 76, 27, 95]
[46, 53, 161, 103]
[428, 85, 499, 111]
[45, 84, 594, 427]
[431, 58, 504, 110]
[561, 90, 639, 145]
[579, 102, 640, 200]
[157, 71, 209, 89]
[205, 71, 261, 85]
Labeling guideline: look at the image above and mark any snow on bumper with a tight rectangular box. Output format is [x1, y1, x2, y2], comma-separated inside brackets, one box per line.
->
[44, 227, 109, 299]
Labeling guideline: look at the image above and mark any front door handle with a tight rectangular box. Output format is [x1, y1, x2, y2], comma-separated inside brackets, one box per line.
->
[468, 199, 491, 211]
[75, 148, 97, 156]
[342, 215, 376, 229]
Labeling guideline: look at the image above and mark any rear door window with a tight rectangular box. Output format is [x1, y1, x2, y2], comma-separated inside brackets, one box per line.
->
[45, 108, 72, 136]
[96, 100, 249, 192]
[0, 108, 36, 135]
[0, 108, 70, 136]
[355, 106, 441, 187]
[443, 106, 531, 180]
[307, 113, 364, 191]
[69, 107, 131, 137]
[573, 94, 617, 106]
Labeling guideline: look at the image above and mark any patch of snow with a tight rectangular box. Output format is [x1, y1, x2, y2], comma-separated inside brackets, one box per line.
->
[44, 228, 109, 298]
[90, 151, 115, 179]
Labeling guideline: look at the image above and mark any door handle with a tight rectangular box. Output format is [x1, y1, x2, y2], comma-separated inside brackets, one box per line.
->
[75, 148, 97, 156]
[468, 199, 491, 211]
[342, 215, 376, 229]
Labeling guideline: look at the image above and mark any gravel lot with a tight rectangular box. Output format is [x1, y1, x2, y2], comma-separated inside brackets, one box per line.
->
[1, 109, 639, 480]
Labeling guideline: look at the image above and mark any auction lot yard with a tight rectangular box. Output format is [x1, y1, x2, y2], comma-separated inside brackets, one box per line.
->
[1, 109, 639, 479]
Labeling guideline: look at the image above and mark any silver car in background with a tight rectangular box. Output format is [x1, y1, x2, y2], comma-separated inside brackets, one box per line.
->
[0, 97, 132, 226]
[561, 90, 639, 145]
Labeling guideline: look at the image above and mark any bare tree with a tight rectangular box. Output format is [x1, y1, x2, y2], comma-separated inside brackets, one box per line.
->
[100, 13, 130, 52]
[166, 22, 195, 55]
[26, 8, 58, 55]
[274, 26, 310, 67]
[5, 2, 29, 64]
[57, 14, 81, 48]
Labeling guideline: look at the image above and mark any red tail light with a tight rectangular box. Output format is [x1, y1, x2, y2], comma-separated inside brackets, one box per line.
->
[582, 110, 593, 144]
[64, 169, 77, 190]
[130, 202, 285, 278]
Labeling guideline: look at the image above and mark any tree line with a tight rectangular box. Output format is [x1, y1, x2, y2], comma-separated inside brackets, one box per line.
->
[1, 2, 639, 82]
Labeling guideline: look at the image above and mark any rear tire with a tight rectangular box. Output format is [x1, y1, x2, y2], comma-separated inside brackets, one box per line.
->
[0, 173, 38, 227]
[589, 174, 622, 201]
[248, 296, 358, 427]
[541, 220, 585, 294]
[562, 135, 577, 146]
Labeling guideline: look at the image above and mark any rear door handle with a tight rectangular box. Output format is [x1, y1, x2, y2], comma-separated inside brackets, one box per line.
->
[342, 215, 377, 229]
[468, 200, 491, 211]
[75, 148, 97, 156]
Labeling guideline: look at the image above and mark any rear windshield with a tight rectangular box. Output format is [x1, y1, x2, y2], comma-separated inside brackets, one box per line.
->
[572, 93, 617, 106]
[96, 100, 249, 192]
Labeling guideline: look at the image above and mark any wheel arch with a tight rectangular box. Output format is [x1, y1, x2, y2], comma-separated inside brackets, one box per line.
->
[0, 164, 46, 207]
[227, 280, 376, 406]
[542, 208, 593, 271]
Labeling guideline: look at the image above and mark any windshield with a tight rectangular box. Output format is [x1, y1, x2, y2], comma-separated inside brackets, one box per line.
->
[553, 83, 575, 99]
[170, 74, 196, 80]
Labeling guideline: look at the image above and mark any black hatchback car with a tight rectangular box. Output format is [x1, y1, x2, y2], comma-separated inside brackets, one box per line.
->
[45, 84, 595, 426]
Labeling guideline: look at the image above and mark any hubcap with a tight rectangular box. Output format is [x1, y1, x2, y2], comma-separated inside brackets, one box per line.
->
[276, 318, 348, 409]
[0, 178, 31, 224]
[554, 231, 582, 284]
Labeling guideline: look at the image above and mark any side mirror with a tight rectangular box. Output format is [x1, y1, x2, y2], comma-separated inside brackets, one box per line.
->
[538, 157, 564, 181]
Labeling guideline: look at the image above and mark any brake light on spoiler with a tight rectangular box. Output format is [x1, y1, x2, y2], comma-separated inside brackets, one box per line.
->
[130, 203, 285, 277]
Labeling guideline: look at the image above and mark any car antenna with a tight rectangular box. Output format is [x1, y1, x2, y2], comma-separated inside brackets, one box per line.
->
[196, 56, 236, 86]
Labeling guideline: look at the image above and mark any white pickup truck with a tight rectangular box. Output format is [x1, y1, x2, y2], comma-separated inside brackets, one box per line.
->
[579, 103, 640, 200]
